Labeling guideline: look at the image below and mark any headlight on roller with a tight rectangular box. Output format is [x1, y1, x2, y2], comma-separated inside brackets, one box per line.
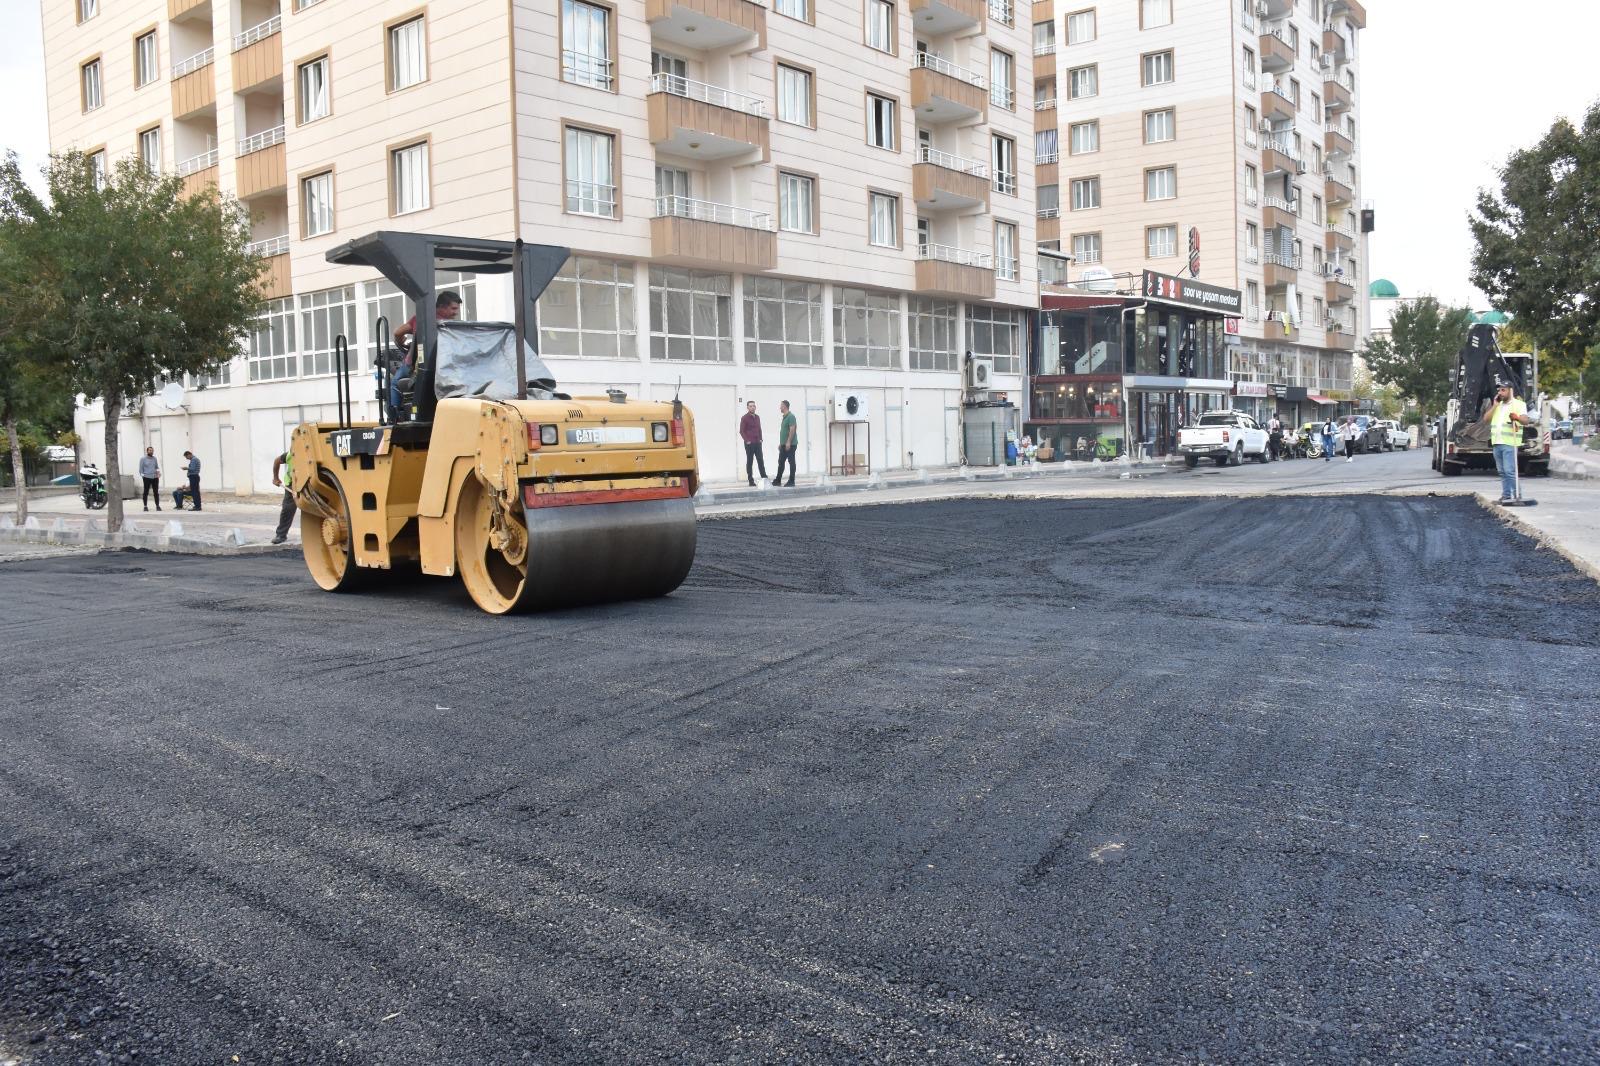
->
[652, 422, 669, 443]
[540, 425, 558, 446]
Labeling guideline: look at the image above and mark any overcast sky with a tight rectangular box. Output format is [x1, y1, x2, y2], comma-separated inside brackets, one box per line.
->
[4, 1, 1597, 313]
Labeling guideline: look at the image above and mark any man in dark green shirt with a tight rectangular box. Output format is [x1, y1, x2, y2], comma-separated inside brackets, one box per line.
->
[772, 400, 798, 487]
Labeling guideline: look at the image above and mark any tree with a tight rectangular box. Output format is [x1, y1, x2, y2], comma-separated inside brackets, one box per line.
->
[1469, 102, 1600, 394]
[1352, 363, 1402, 420]
[1356, 297, 1473, 424]
[2, 152, 262, 531]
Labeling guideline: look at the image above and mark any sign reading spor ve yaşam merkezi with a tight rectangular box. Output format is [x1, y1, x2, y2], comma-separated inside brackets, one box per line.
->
[1142, 270, 1243, 316]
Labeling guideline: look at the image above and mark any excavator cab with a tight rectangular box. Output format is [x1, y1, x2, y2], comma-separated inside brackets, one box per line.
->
[287, 232, 701, 614]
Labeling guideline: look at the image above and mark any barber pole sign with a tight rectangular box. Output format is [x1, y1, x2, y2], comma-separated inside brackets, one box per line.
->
[1187, 227, 1201, 278]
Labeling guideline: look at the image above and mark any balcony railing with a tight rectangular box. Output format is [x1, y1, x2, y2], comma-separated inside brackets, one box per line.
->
[567, 180, 616, 218]
[1261, 23, 1290, 44]
[654, 195, 773, 230]
[1034, 97, 1056, 111]
[993, 170, 1017, 195]
[1245, 189, 1259, 205]
[917, 243, 992, 268]
[1036, 150, 1058, 165]
[1325, 219, 1357, 239]
[1242, 10, 1256, 31]
[915, 51, 987, 90]
[1263, 253, 1302, 269]
[1244, 127, 1258, 148]
[1263, 194, 1298, 213]
[1245, 247, 1261, 264]
[1325, 318, 1351, 333]
[233, 14, 281, 51]
[917, 145, 988, 177]
[176, 148, 219, 176]
[1243, 70, 1257, 91]
[1265, 80, 1293, 101]
[562, 50, 614, 91]
[172, 48, 214, 78]
[990, 85, 1014, 109]
[245, 234, 289, 257]
[238, 125, 285, 155]
[1075, 249, 1101, 265]
[1245, 304, 1261, 322]
[1033, 43, 1056, 57]
[1262, 135, 1294, 156]
[995, 256, 1018, 281]
[1037, 207, 1059, 219]
[649, 72, 767, 117]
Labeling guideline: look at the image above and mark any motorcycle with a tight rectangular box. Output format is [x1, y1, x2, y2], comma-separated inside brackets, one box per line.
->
[79, 465, 108, 510]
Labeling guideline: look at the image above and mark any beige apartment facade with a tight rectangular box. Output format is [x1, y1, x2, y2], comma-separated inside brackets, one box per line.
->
[43, 0, 1038, 493]
[1029, 0, 1368, 428]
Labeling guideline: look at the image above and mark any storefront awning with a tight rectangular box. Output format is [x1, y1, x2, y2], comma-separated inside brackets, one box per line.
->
[1125, 375, 1235, 393]
[1306, 393, 1334, 405]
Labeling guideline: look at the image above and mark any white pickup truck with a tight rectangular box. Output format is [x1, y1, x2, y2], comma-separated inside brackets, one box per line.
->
[1177, 411, 1271, 468]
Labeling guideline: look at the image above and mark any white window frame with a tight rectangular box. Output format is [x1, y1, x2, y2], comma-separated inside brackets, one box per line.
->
[1066, 9, 1095, 44]
[994, 221, 1018, 281]
[833, 287, 901, 369]
[1141, 0, 1172, 29]
[563, 126, 615, 219]
[775, 0, 809, 19]
[302, 171, 334, 237]
[299, 286, 359, 378]
[991, 135, 1016, 195]
[538, 256, 637, 360]
[778, 171, 815, 234]
[297, 56, 330, 124]
[1068, 65, 1097, 100]
[248, 297, 297, 382]
[138, 126, 161, 171]
[88, 150, 107, 189]
[966, 304, 1022, 374]
[908, 297, 958, 372]
[1146, 224, 1177, 258]
[388, 15, 427, 92]
[868, 93, 896, 150]
[561, 0, 611, 90]
[649, 266, 733, 363]
[776, 64, 813, 127]
[78, 0, 97, 22]
[135, 33, 158, 88]
[1071, 232, 1102, 265]
[81, 59, 103, 112]
[1070, 176, 1100, 211]
[869, 191, 899, 248]
[1145, 166, 1176, 202]
[1142, 50, 1174, 87]
[990, 49, 1014, 109]
[1068, 120, 1098, 155]
[1144, 108, 1175, 144]
[866, 0, 895, 53]
[744, 277, 824, 366]
[391, 141, 429, 215]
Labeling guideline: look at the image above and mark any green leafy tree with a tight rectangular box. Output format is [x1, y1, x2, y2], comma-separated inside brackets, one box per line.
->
[1356, 297, 1473, 424]
[3, 152, 262, 531]
[1469, 102, 1600, 394]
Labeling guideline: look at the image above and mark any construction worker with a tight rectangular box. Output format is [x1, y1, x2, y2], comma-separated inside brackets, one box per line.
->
[271, 450, 295, 544]
[1488, 379, 1533, 504]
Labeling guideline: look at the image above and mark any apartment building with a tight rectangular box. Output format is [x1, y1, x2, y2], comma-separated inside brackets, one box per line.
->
[1029, 0, 1369, 429]
[42, 0, 1037, 492]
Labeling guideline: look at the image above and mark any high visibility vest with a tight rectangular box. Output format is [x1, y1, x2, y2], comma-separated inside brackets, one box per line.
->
[1490, 399, 1526, 447]
[281, 451, 294, 489]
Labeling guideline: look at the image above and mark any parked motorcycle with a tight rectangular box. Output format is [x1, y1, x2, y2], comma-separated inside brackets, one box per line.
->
[79, 465, 108, 510]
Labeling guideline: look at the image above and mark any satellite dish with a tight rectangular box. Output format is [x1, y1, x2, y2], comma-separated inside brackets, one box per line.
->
[160, 382, 186, 410]
[1081, 267, 1116, 293]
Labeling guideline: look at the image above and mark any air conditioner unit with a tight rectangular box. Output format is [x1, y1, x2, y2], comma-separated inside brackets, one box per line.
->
[1319, 54, 1334, 70]
[966, 358, 994, 390]
[833, 391, 868, 421]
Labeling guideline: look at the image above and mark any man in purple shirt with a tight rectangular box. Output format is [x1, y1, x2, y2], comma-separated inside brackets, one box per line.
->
[739, 400, 768, 486]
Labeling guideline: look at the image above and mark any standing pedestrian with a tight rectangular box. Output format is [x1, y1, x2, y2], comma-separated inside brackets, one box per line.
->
[271, 449, 296, 544]
[138, 446, 161, 511]
[739, 400, 768, 486]
[1340, 417, 1359, 463]
[1268, 414, 1283, 461]
[1487, 379, 1533, 504]
[772, 400, 798, 487]
[1320, 417, 1336, 462]
[172, 450, 202, 510]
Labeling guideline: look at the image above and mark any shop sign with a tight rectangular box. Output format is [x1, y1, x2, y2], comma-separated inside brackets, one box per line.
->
[1142, 270, 1243, 315]
[1234, 382, 1270, 397]
[1223, 317, 1240, 335]
[1267, 383, 1288, 398]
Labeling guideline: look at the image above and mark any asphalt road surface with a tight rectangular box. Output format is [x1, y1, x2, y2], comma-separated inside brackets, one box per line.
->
[3, 495, 1598, 1064]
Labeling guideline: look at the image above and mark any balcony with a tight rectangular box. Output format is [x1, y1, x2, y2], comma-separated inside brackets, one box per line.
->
[232, 15, 282, 92]
[1328, 0, 1367, 28]
[1264, 310, 1298, 341]
[914, 244, 994, 300]
[1261, 135, 1301, 176]
[177, 148, 218, 196]
[236, 125, 286, 199]
[1262, 193, 1299, 231]
[170, 49, 215, 117]
[911, 52, 988, 124]
[1263, 252, 1301, 288]
[909, 0, 984, 34]
[912, 146, 989, 211]
[168, 0, 208, 17]
[647, 73, 769, 161]
[1258, 0, 1291, 16]
[1323, 320, 1355, 350]
[1323, 77, 1352, 113]
[1324, 269, 1355, 305]
[1324, 170, 1354, 205]
[1324, 124, 1353, 159]
[650, 196, 775, 272]
[1036, 215, 1059, 243]
[645, 0, 763, 52]
[248, 234, 291, 299]
[1325, 218, 1356, 252]
[1261, 80, 1295, 121]
[1258, 26, 1294, 73]
[1322, 28, 1348, 62]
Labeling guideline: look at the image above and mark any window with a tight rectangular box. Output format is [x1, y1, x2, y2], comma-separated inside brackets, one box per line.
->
[1144, 108, 1174, 143]
[388, 15, 427, 91]
[744, 278, 823, 366]
[78, 0, 96, 22]
[990, 49, 1013, 109]
[994, 221, 1017, 281]
[655, 165, 690, 201]
[908, 298, 957, 371]
[1145, 167, 1175, 201]
[88, 150, 106, 189]
[1312, 195, 1324, 225]
[1244, 104, 1257, 146]
[1034, 78, 1055, 108]
[248, 298, 297, 381]
[1246, 281, 1260, 321]
[135, 32, 158, 88]
[561, 0, 610, 90]
[564, 126, 614, 218]
[1069, 120, 1098, 155]
[297, 56, 330, 124]
[991, 135, 1016, 195]
[1242, 46, 1256, 87]
[138, 126, 161, 171]
[1070, 176, 1099, 211]
[1035, 128, 1058, 163]
[869, 192, 899, 247]
[1311, 92, 1322, 122]
[652, 51, 687, 81]
[1141, 0, 1172, 28]
[1142, 50, 1173, 86]
[1037, 184, 1058, 215]
[1068, 65, 1097, 99]
[867, 93, 896, 150]
[866, 0, 895, 53]
[302, 171, 334, 236]
[539, 257, 636, 359]
[1244, 164, 1258, 204]
[1033, 21, 1054, 54]
[778, 171, 815, 233]
[1146, 224, 1176, 258]
[1288, 77, 1300, 107]
[390, 141, 429, 214]
[300, 286, 359, 377]
[1072, 232, 1101, 265]
[1066, 8, 1094, 44]
[775, 0, 809, 19]
[1245, 222, 1259, 260]
[81, 59, 102, 112]
[776, 64, 813, 127]
[833, 287, 900, 368]
[649, 267, 732, 362]
[967, 305, 1022, 374]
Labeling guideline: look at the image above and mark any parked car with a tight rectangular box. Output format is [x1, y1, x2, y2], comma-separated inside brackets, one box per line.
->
[1553, 419, 1573, 440]
[1177, 410, 1271, 468]
[1379, 419, 1412, 450]
[1346, 415, 1388, 453]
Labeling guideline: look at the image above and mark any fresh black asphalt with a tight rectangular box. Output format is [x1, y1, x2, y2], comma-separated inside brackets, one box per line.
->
[2, 495, 1598, 1064]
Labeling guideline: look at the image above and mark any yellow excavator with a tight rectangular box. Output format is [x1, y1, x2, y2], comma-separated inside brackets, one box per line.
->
[286, 232, 700, 614]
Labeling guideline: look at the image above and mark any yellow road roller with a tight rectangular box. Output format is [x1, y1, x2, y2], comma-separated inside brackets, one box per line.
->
[286, 232, 700, 614]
